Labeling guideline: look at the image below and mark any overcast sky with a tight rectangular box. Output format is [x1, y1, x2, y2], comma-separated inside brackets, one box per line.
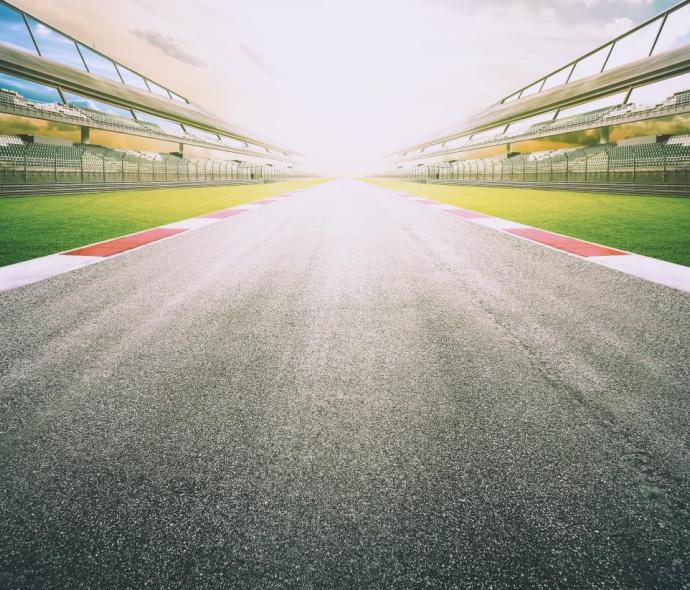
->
[13, 0, 678, 173]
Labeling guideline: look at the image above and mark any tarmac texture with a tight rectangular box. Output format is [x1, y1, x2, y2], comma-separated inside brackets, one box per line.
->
[1, 180, 688, 589]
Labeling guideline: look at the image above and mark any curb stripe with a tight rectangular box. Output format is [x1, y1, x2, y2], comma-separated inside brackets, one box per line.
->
[388, 187, 690, 294]
[445, 208, 491, 219]
[471, 218, 529, 230]
[0, 186, 310, 292]
[588, 254, 690, 292]
[505, 227, 627, 257]
[201, 208, 248, 219]
[161, 217, 221, 230]
[64, 227, 186, 257]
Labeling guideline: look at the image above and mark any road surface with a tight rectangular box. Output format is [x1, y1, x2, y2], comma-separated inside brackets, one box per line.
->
[1, 180, 689, 589]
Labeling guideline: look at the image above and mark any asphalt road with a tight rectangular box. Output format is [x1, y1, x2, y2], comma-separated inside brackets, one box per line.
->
[1, 180, 689, 589]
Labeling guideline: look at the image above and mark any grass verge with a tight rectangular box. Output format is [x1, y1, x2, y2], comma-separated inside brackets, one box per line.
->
[365, 179, 690, 267]
[0, 179, 326, 267]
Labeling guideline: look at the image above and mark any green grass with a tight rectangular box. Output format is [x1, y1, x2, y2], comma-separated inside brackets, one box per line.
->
[0, 179, 326, 267]
[365, 179, 690, 267]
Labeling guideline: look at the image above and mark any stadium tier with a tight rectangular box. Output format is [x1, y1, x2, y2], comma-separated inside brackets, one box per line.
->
[388, 1, 690, 193]
[0, 0, 304, 193]
[398, 86, 690, 162]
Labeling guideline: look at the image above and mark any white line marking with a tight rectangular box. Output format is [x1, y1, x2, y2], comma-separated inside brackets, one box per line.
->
[161, 218, 220, 229]
[589, 254, 690, 293]
[471, 217, 530, 230]
[0, 254, 102, 292]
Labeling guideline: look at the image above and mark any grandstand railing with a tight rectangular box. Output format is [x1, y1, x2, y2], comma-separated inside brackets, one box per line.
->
[0, 143, 298, 187]
[392, 143, 690, 187]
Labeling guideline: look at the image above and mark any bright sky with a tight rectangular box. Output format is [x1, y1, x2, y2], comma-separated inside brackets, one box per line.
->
[12, 0, 679, 174]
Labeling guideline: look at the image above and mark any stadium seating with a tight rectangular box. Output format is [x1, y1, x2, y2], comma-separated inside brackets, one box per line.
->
[663, 90, 690, 109]
[0, 87, 270, 155]
[667, 134, 690, 146]
[422, 81, 690, 157]
[0, 134, 23, 146]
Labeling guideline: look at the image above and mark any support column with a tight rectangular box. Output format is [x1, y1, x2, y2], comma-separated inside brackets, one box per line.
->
[178, 143, 184, 156]
[599, 126, 610, 144]
[80, 126, 90, 144]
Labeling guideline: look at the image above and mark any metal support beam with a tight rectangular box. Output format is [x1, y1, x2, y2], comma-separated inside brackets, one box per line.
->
[0, 44, 298, 157]
[397, 43, 690, 154]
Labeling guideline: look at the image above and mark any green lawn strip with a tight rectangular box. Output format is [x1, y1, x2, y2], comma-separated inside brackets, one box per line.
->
[0, 179, 326, 267]
[365, 179, 690, 267]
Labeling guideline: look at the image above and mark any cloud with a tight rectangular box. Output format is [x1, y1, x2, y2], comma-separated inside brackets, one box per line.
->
[239, 44, 278, 76]
[130, 29, 206, 67]
[605, 16, 635, 35]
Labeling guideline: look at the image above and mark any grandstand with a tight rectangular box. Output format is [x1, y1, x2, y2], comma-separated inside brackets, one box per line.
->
[0, 137, 292, 195]
[0, 138, 284, 182]
[386, 1, 690, 194]
[0, 0, 304, 194]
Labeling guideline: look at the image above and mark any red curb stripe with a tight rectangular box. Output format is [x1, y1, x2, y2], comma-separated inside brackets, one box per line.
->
[201, 208, 247, 219]
[505, 228, 626, 257]
[445, 208, 491, 219]
[253, 199, 275, 205]
[64, 227, 187, 257]
[413, 199, 436, 205]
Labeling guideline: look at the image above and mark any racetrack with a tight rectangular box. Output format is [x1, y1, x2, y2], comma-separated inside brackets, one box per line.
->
[1, 180, 688, 589]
